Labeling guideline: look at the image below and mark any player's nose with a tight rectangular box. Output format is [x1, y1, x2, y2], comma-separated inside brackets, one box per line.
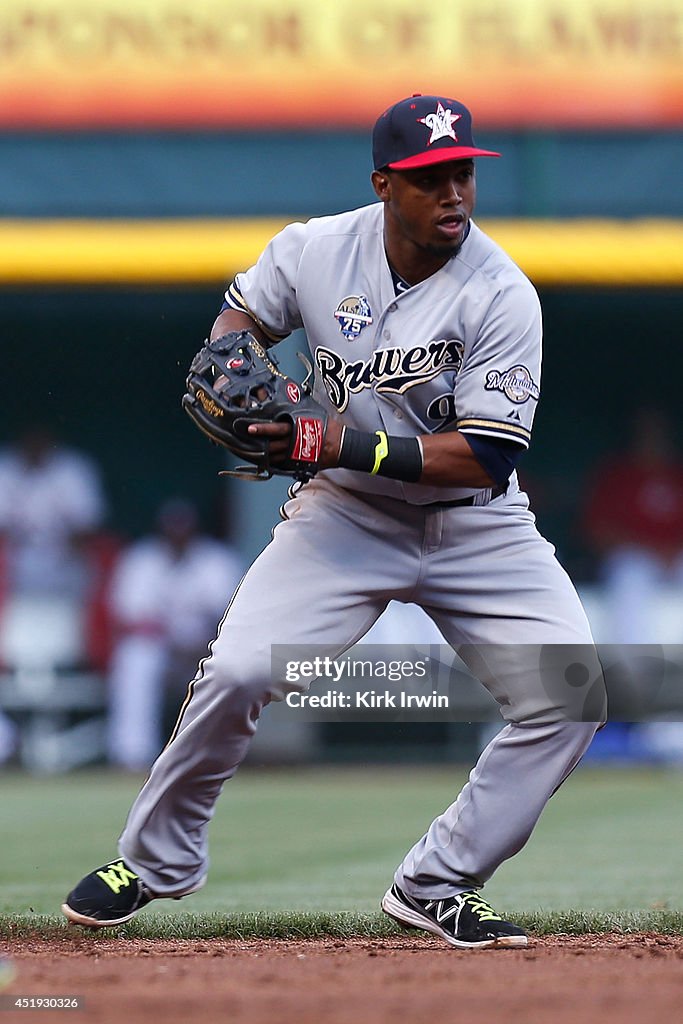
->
[438, 177, 463, 204]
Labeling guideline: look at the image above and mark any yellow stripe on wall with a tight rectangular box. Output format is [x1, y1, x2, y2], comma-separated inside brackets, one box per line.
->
[485, 220, 683, 287]
[0, 219, 290, 285]
[0, 218, 682, 286]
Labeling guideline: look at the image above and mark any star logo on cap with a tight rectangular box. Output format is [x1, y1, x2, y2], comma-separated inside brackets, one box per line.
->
[418, 102, 461, 145]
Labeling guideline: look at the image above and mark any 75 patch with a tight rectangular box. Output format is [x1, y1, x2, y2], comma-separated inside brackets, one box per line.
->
[333, 295, 373, 340]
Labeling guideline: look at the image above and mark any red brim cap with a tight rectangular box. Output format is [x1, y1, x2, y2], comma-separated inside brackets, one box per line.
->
[373, 95, 501, 171]
[388, 146, 501, 170]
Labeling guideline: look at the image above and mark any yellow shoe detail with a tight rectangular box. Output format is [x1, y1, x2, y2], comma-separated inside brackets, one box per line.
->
[96, 861, 139, 894]
[460, 893, 503, 922]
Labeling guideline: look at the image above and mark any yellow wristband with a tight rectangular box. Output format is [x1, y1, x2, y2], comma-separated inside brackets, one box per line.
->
[371, 430, 389, 475]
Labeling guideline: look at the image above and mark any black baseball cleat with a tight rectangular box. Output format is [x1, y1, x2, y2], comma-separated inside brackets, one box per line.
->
[381, 882, 527, 949]
[61, 858, 155, 928]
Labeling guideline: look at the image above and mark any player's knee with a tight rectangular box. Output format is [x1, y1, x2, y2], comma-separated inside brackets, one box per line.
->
[514, 645, 608, 726]
[204, 654, 275, 708]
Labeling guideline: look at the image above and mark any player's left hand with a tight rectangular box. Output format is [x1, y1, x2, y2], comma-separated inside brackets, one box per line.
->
[246, 420, 294, 460]
[248, 418, 343, 470]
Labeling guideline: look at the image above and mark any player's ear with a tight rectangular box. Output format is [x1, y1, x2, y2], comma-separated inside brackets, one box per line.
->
[371, 170, 391, 202]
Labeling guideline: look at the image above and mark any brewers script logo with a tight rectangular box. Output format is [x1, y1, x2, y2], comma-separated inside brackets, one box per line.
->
[333, 295, 373, 340]
[418, 102, 461, 145]
[485, 365, 540, 404]
[315, 340, 464, 412]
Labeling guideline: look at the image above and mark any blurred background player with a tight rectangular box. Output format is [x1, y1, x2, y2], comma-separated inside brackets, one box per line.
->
[583, 406, 683, 645]
[0, 424, 108, 762]
[583, 406, 683, 762]
[0, 424, 107, 605]
[106, 498, 243, 770]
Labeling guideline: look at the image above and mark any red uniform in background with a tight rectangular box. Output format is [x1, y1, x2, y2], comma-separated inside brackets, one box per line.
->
[583, 409, 683, 643]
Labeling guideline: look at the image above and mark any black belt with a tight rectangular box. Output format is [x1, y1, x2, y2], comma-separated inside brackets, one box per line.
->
[426, 483, 508, 509]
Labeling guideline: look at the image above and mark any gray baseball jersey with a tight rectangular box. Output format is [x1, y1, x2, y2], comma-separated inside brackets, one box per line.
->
[226, 204, 540, 504]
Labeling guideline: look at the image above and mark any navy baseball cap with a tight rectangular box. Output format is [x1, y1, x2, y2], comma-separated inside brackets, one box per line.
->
[372, 94, 500, 170]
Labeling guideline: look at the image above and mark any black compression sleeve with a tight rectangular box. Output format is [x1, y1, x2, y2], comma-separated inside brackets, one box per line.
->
[338, 429, 423, 483]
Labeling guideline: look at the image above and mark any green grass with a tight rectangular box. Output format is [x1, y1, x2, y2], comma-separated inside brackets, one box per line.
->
[4, 909, 683, 941]
[1, 764, 682, 935]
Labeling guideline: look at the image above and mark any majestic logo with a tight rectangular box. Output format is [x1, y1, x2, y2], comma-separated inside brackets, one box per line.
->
[333, 295, 373, 340]
[315, 340, 464, 412]
[485, 365, 540, 404]
[418, 102, 461, 145]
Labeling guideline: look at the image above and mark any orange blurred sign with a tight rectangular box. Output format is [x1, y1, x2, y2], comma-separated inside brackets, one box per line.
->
[0, 0, 681, 128]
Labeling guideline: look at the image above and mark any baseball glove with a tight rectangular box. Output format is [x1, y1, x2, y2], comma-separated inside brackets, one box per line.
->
[182, 330, 328, 481]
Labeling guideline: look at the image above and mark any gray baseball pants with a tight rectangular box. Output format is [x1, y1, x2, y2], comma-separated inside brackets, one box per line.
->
[119, 476, 604, 898]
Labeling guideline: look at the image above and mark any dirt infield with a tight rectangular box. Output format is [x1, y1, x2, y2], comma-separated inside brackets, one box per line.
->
[3, 933, 683, 1024]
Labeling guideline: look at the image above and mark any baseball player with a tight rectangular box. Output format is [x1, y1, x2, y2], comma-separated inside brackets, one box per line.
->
[62, 94, 605, 949]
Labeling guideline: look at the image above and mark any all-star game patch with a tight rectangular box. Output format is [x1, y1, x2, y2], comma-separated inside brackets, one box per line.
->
[485, 365, 540, 404]
[333, 295, 373, 340]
